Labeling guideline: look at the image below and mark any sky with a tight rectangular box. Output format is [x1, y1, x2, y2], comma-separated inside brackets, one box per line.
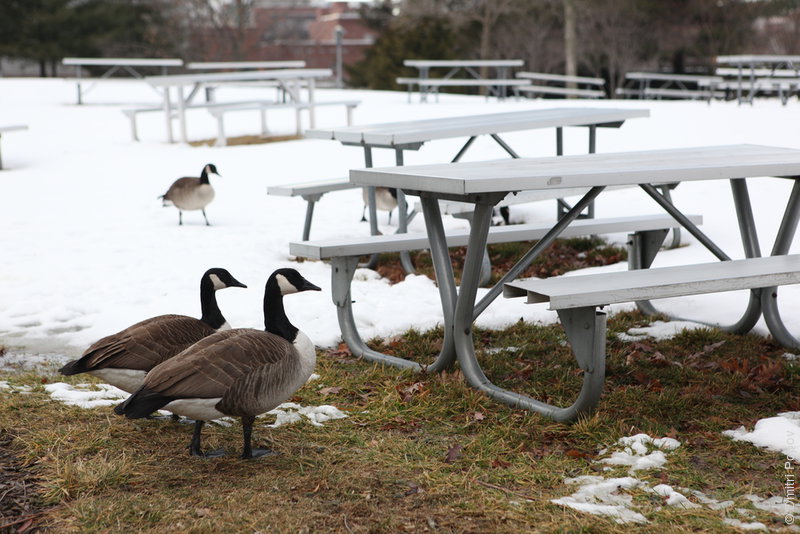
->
[0, 76, 798, 527]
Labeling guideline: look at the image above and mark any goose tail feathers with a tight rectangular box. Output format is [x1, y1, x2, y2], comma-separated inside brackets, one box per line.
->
[115, 387, 173, 419]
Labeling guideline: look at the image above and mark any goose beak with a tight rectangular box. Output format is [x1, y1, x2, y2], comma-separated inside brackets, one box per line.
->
[229, 276, 247, 289]
[300, 279, 321, 292]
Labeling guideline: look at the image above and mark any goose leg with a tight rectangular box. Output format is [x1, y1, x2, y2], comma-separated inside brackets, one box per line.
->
[241, 415, 276, 459]
[178, 210, 183, 226]
[188, 420, 225, 457]
[360, 204, 367, 222]
[201, 209, 210, 226]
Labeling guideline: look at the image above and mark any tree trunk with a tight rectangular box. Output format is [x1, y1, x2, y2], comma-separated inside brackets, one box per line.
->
[563, 0, 578, 96]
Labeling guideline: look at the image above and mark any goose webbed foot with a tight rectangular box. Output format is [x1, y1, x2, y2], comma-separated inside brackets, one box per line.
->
[187, 420, 225, 458]
[240, 415, 275, 460]
[243, 447, 278, 459]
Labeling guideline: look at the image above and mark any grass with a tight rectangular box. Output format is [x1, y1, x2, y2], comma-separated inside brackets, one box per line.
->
[1, 238, 797, 532]
[1, 313, 797, 533]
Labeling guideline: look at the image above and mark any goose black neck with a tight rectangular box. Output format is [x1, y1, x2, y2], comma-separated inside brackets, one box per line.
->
[199, 277, 226, 329]
[199, 168, 211, 184]
[263, 279, 298, 343]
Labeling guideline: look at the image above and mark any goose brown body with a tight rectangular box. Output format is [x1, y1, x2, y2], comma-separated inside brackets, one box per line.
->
[59, 268, 245, 393]
[115, 268, 321, 458]
[160, 164, 219, 225]
[124, 327, 315, 422]
[162, 177, 215, 211]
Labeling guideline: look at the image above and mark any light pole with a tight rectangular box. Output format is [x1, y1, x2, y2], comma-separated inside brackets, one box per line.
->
[335, 24, 345, 89]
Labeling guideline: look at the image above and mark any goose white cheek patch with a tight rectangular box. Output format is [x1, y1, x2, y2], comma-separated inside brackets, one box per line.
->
[209, 274, 226, 290]
[276, 274, 298, 295]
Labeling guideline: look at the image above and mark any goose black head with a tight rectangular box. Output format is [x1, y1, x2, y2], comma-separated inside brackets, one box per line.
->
[203, 268, 247, 291]
[202, 163, 221, 179]
[270, 268, 321, 296]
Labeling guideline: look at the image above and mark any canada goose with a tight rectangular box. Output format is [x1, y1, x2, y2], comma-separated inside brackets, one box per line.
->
[361, 187, 398, 224]
[59, 268, 246, 393]
[114, 268, 321, 459]
[160, 163, 220, 225]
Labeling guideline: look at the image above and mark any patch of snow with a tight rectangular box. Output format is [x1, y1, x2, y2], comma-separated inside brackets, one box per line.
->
[551, 476, 648, 524]
[616, 320, 705, 342]
[600, 433, 680, 473]
[649, 484, 699, 509]
[265, 402, 347, 428]
[44, 381, 128, 408]
[722, 518, 767, 531]
[723, 412, 800, 460]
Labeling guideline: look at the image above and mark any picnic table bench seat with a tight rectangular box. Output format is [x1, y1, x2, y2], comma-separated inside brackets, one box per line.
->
[122, 99, 276, 141]
[396, 77, 531, 102]
[0, 124, 28, 170]
[123, 99, 359, 144]
[268, 178, 358, 240]
[290, 213, 701, 373]
[206, 99, 360, 146]
[514, 72, 606, 99]
[502, 253, 800, 421]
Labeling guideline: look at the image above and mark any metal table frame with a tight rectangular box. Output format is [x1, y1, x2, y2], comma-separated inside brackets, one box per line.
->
[62, 57, 183, 105]
[404, 59, 525, 102]
[145, 68, 332, 143]
[716, 54, 800, 104]
[306, 108, 650, 273]
[346, 144, 800, 418]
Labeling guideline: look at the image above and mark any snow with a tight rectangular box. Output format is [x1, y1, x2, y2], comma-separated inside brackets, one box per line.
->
[723, 412, 800, 460]
[1, 79, 800, 520]
[599, 433, 680, 473]
[1, 78, 798, 362]
[553, 432, 796, 527]
[41, 380, 347, 428]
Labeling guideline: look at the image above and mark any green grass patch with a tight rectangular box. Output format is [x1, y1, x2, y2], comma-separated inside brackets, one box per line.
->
[1, 312, 797, 532]
[372, 236, 628, 285]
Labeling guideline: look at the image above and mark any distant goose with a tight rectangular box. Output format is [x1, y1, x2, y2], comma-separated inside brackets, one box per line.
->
[114, 268, 321, 459]
[361, 187, 398, 224]
[59, 268, 246, 393]
[160, 163, 220, 225]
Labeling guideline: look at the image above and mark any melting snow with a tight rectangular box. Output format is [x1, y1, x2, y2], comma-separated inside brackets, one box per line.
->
[723, 412, 800, 460]
[616, 320, 705, 342]
[42, 381, 347, 428]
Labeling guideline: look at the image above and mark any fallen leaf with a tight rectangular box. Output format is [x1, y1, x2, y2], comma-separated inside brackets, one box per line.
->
[444, 444, 463, 464]
[318, 386, 341, 397]
[491, 458, 511, 469]
[396, 382, 428, 403]
[472, 412, 486, 421]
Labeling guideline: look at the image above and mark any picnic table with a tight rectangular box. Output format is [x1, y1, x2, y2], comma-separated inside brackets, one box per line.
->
[716, 55, 800, 104]
[302, 107, 650, 272]
[143, 68, 332, 143]
[398, 59, 527, 102]
[618, 72, 724, 101]
[185, 61, 307, 71]
[344, 144, 800, 419]
[61, 57, 184, 105]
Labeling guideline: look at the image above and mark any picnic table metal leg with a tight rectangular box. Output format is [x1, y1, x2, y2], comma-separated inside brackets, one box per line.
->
[447, 193, 607, 421]
[177, 86, 188, 144]
[162, 87, 174, 144]
[330, 201, 459, 373]
[761, 179, 800, 350]
[299, 193, 323, 241]
[633, 180, 766, 334]
[395, 149, 416, 275]
[362, 146, 381, 270]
